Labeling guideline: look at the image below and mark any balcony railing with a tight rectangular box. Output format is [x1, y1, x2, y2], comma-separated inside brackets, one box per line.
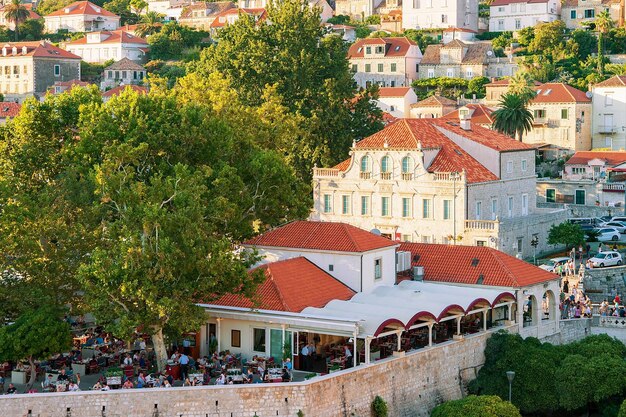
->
[603, 183, 626, 192]
[380, 172, 392, 180]
[433, 172, 463, 181]
[313, 168, 339, 178]
[465, 220, 498, 231]
[401, 173, 413, 180]
[597, 125, 618, 134]
[360, 172, 371, 180]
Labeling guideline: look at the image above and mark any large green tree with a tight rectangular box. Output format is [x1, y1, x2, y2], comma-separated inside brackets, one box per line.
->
[194, 0, 381, 181]
[431, 395, 522, 417]
[135, 11, 162, 38]
[492, 93, 533, 141]
[547, 222, 585, 249]
[596, 10, 614, 75]
[0, 307, 71, 390]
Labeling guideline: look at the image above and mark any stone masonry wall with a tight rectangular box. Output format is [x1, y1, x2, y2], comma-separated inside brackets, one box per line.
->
[582, 266, 626, 302]
[0, 322, 589, 417]
[0, 328, 509, 417]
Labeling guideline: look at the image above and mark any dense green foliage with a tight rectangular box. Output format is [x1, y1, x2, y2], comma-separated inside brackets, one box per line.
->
[431, 395, 521, 417]
[547, 222, 586, 248]
[372, 396, 388, 417]
[195, 0, 382, 181]
[147, 22, 208, 61]
[5, 0, 31, 41]
[469, 332, 626, 415]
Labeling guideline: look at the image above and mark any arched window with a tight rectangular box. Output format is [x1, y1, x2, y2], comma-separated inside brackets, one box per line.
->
[381, 156, 391, 173]
[401, 156, 413, 173]
[360, 156, 370, 173]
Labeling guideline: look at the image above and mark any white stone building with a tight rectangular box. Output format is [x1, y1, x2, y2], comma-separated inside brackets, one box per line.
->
[375, 87, 418, 118]
[489, 0, 560, 32]
[348, 37, 422, 88]
[409, 95, 458, 119]
[66, 30, 148, 64]
[591, 75, 626, 150]
[101, 58, 147, 90]
[402, 0, 479, 32]
[44, 1, 120, 33]
[145, 0, 189, 21]
[311, 117, 563, 259]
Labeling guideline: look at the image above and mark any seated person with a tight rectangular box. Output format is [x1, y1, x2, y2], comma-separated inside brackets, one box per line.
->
[203, 369, 211, 385]
[43, 374, 55, 391]
[6, 383, 17, 394]
[162, 379, 172, 388]
[122, 379, 134, 389]
[95, 335, 104, 345]
[68, 382, 80, 392]
[92, 381, 103, 390]
[138, 355, 147, 369]
[101, 383, 111, 391]
[136, 372, 146, 388]
[57, 369, 70, 382]
[215, 372, 226, 385]
[281, 367, 291, 382]
[122, 354, 133, 366]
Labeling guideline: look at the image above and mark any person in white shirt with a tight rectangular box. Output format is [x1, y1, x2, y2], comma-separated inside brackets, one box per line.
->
[301, 345, 309, 371]
[215, 372, 226, 385]
[122, 354, 132, 366]
[344, 345, 353, 369]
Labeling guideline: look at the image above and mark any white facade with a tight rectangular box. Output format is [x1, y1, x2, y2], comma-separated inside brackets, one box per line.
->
[591, 77, 626, 150]
[375, 88, 418, 118]
[44, 2, 120, 33]
[66, 31, 147, 64]
[489, 0, 560, 32]
[402, 0, 479, 31]
[146, 0, 186, 20]
[248, 246, 397, 294]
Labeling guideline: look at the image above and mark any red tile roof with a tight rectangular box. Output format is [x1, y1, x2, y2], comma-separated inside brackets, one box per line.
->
[211, 257, 356, 312]
[46, 0, 118, 17]
[348, 37, 417, 58]
[399, 243, 558, 288]
[332, 158, 351, 171]
[443, 27, 477, 33]
[378, 87, 412, 97]
[565, 151, 626, 166]
[243, 221, 398, 253]
[0, 41, 81, 59]
[54, 79, 90, 87]
[411, 95, 457, 108]
[68, 29, 147, 45]
[0, 102, 20, 118]
[441, 104, 494, 125]
[180, 1, 235, 19]
[532, 83, 590, 104]
[594, 75, 626, 88]
[485, 79, 543, 87]
[102, 84, 148, 98]
[353, 118, 530, 183]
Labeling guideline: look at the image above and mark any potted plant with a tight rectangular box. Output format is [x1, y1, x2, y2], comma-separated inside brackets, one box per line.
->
[328, 364, 341, 373]
[105, 367, 123, 386]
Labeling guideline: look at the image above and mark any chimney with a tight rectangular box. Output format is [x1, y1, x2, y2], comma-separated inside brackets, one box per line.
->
[459, 109, 471, 130]
[413, 266, 424, 281]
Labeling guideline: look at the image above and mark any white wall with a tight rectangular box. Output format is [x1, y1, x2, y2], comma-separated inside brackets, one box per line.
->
[402, 0, 479, 31]
[488, 0, 560, 32]
[592, 85, 626, 150]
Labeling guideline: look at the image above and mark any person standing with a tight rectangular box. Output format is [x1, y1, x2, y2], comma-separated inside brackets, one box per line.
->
[344, 345, 353, 369]
[300, 344, 309, 371]
[179, 352, 190, 382]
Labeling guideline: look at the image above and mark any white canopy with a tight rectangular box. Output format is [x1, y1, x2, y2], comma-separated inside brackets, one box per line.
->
[301, 281, 515, 338]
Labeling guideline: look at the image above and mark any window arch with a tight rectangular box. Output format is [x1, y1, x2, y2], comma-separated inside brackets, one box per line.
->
[360, 156, 371, 173]
[381, 156, 391, 173]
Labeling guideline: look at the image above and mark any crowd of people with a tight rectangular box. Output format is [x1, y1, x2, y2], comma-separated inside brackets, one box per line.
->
[560, 279, 593, 319]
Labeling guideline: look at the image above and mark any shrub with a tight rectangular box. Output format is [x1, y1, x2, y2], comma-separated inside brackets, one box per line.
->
[372, 395, 388, 417]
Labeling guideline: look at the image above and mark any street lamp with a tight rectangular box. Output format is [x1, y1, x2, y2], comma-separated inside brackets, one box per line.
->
[531, 235, 539, 265]
[506, 371, 515, 403]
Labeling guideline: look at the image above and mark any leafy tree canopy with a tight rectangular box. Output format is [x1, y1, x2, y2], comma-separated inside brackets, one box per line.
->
[431, 395, 522, 417]
[547, 221, 585, 249]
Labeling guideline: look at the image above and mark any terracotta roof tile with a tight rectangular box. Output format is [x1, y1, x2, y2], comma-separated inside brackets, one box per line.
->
[378, 86, 412, 97]
[180, 1, 235, 19]
[67, 29, 147, 45]
[566, 151, 626, 166]
[46, 0, 118, 17]
[441, 104, 494, 125]
[593, 75, 626, 88]
[243, 221, 398, 253]
[348, 37, 417, 58]
[0, 102, 20, 118]
[102, 84, 147, 98]
[209, 7, 266, 28]
[421, 41, 493, 65]
[532, 83, 590, 103]
[485, 79, 543, 87]
[411, 94, 456, 108]
[332, 158, 351, 171]
[431, 119, 533, 151]
[105, 57, 145, 71]
[211, 257, 356, 312]
[399, 243, 558, 288]
[0, 41, 81, 60]
[491, 0, 549, 5]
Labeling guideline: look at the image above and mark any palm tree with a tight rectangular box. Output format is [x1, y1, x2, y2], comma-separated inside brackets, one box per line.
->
[507, 71, 536, 104]
[135, 11, 163, 38]
[4, 0, 29, 41]
[595, 10, 614, 75]
[492, 93, 534, 142]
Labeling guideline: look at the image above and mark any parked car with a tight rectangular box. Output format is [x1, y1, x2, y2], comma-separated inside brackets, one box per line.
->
[538, 257, 571, 273]
[568, 217, 604, 231]
[593, 227, 621, 242]
[610, 216, 626, 223]
[600, 221, 626, 233]
[600, 215, 613, 223]
[589, 251, 623, 268]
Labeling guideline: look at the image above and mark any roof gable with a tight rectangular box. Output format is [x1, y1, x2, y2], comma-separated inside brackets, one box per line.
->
[594, 75, 626, 88]
[378, 86, 412, 97]
[412, 94, 456, 108]
[399, 243, 558, 288]
[566, 151, 626, 166]
[46, 1, 119, 17]
[243, 221, 398, 253]
[532, 83, 590, 103]
[348, 37, 417, 58]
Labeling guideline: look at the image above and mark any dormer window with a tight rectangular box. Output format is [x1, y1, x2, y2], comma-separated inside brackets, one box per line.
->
[357, 47, 362, 53]
[2, 47, 6, 56]
[11, 47, 16, 55]
[21, 46, 26, 54]
[395, 46, 401, 51]
[375, 46, 384, 53]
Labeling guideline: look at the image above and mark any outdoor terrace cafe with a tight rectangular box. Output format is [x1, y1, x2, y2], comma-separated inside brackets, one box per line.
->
[199, 280, 517, 373]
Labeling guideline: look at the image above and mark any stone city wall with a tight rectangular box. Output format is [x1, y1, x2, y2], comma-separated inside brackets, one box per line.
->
[0, 322, 591, 417]
[541, 318, 592, 345]
[582, 265, 626, 302]
[0, 327, 511, 417]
